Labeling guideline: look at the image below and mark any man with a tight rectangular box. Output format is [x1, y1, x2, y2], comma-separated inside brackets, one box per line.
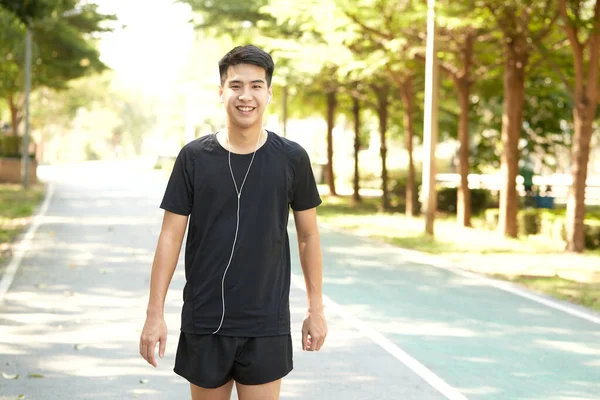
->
[139, 45, 327, 400]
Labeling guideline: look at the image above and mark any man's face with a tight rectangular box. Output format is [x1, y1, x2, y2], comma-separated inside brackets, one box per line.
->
[219, 63, 272, 131]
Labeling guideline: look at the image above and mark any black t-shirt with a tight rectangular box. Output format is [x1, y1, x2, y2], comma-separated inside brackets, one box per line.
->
[160, 130, 322, 337]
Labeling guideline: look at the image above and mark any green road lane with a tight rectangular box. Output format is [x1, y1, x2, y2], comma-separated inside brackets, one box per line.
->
[290, 225, 600, 400]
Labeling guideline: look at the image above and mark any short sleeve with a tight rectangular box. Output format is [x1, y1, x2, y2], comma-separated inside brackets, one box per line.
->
[160, 146, 194, 215]
[290, 146, 322, 211]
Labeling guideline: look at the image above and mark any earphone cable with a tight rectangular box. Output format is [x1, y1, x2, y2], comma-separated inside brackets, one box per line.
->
[212, 129, 263, 334]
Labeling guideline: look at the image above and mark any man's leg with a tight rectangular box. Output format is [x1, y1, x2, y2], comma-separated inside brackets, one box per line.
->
[190, 380, 234, 400]
[235, 379, 282, 400]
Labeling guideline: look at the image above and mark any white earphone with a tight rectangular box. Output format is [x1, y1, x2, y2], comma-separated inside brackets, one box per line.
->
[213, 130, 263, 335]
[220, 95, 223, 103]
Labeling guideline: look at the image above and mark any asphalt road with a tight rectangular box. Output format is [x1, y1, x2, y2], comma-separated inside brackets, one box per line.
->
[1, 160, 599, 400]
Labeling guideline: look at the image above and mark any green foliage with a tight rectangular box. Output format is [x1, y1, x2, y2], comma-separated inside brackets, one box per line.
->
[470, 59, 574, 172]
[0, 1, 115, 133]
[484, 208, 500, 229]
[437, 187, 492, 215]
[0, 134, 34, 158]
[518, 208, 540, 235]
[0, 135, 20, 156]
[0, 0, 52, 24]
[389, 168, 423, 213]
[485, 207, 600, 249]
[584, 221, 600, 250]
[181, 0, 274, 37]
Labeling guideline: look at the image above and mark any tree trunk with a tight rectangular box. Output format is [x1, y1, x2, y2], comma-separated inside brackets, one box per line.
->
[326, 91, 337, 196]
[399, 77, 416, 217]
[455, 31, 475, 228]
[456, 80, 472, 227]
[562, 0, 600, 252]
[566, 107, 594, 251]
[352, 96, 361, 204]
[499, 39, 528, 238]
[8, 93, 21, 136]
[374, 85, 390, 211]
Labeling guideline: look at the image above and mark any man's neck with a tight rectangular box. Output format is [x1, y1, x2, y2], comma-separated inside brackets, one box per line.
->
[222, 126, 265, 154]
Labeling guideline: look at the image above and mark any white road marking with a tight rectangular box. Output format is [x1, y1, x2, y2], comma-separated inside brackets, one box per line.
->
[291, 274, 470, 400]
[0, 183, 54, 304]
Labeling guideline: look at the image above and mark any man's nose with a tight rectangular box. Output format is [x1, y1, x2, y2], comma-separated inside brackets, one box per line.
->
[238, 88, 253, 101]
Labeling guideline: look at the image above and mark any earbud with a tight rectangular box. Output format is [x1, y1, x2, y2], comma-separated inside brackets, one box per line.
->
[220, 95, 224, 103]
[268, 95, 271, 104]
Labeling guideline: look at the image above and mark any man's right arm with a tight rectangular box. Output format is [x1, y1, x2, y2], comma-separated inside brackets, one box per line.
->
[139, 210, 188, 367]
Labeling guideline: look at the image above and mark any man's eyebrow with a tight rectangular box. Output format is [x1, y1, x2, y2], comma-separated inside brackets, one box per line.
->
[228, 79, 266, 84]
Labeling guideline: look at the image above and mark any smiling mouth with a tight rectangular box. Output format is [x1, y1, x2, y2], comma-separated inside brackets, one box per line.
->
[237, 106, 256, 112]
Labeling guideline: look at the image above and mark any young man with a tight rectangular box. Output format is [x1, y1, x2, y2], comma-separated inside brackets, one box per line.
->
[139, 45, 327, 400]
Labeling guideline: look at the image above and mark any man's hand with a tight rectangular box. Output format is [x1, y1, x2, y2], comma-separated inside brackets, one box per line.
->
[302, 310, 327, 351]
[139, 314, 167, 367]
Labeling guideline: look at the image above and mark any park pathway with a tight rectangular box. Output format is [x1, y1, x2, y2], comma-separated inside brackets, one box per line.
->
[0, 160, 598, 400]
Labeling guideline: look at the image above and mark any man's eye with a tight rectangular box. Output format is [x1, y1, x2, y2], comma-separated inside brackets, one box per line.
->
[230, 85, 240, 89]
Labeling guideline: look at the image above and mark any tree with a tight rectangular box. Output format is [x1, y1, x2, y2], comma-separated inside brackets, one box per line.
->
[341, 0, 426, 215]
[0, 1, 115, 135]
[482, 1, 557, 237]
[181, 0, 357, 196]
[469, 54, 573, 174]
[557, 0, 600, 252]
[371, 80, 392, 210]
[0, 0, 52, 24]
[420, 2, 500, 227]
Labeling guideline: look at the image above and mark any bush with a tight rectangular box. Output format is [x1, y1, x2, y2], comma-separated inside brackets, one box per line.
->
[539, 211, 556, 237]
[389, 169, 422, 213]
[518, 208, 540, 235]
[552, 216, 567, 241]
[480, 208, 599, 249]
[0, 135, 21, 157]
[584, 220, 600, 249]
[484, 208, 500, 229]
[0, 135, 35, 158]
[436, 187, 492, 215]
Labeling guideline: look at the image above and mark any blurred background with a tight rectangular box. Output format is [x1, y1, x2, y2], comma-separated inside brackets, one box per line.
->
[1, 0, 600, 255]
[1, 5, 600, 399]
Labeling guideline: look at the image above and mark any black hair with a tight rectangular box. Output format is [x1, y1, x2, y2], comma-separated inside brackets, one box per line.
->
[218, 45, 275, 87]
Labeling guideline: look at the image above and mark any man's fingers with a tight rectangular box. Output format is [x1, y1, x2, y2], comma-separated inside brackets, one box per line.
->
[302, 328, 309, 351]
[159, 335, 167, 359]
[140, 335, 157, 367]
[309, 334, 320, 351]
[309, 332, 327, 351]
[316, 337, 326, 351]
[146, 341, 157, 367]
[142, 340, 149, 364]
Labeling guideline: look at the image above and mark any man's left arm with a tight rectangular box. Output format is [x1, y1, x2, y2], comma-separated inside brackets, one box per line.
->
[293, 207, 328, 351]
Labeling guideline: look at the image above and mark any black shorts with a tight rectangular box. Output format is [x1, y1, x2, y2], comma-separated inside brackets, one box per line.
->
[174, 332, 293, 389]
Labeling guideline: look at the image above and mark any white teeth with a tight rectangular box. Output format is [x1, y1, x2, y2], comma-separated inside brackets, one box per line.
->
[237, 107, 254, 112]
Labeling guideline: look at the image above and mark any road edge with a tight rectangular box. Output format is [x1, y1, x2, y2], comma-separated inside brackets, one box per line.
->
[0, 182, 55, 304]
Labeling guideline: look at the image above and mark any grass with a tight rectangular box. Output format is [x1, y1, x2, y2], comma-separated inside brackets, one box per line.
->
[317, 195, 566, 255]
[0, 183, 45, 262]
[317, 194, 600, 312]
[497, 275, 600, 312]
